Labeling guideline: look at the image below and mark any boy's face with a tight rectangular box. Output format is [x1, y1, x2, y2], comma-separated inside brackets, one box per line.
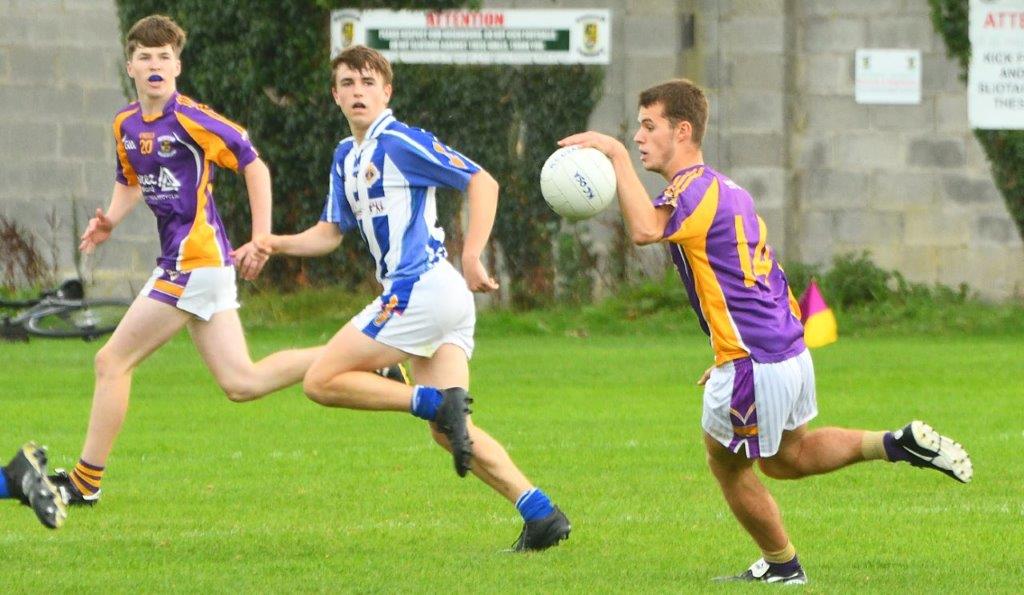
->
[633, 102, 688, 177]
[332, 64, 392, 131]
[126, 44, 181, 101]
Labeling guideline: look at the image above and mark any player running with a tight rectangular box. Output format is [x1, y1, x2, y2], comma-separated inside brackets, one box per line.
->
[561, 78, 972, 584]
[52, 14, 345, 506]
[245, 45, 570, 552]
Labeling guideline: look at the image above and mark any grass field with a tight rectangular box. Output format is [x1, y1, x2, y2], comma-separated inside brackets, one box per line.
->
[1, 318, 1022, 592]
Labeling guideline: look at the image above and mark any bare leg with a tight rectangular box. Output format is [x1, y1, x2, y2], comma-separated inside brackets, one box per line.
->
[189, 309, 323, 402]
[301, 323, 413, 411]
[80, 297, 191, 465]
[704, 433, 789, 552]
[300, 324, 534, 502]
[414, 344, 532, 503]
[758, 425, 869, 480]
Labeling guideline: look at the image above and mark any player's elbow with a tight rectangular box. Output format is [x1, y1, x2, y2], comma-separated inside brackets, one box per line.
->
[631, 228, 662, 245]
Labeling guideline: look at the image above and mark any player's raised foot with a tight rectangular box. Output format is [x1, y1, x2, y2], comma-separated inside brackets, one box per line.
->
[434, 387, 473, 477]
[48, 469, 101, 506]
[5, 443, 67, 529]
[891, 420, 973, 483]
[376, 362, 410, 384]
[511, 506, 571, 552]
[714, 558, 808, 585]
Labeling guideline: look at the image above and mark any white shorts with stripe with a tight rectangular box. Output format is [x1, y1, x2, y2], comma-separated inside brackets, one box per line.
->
[350, 259, 475, 359]
[702, 349, 818, 459]
[140, 265, 239, 321]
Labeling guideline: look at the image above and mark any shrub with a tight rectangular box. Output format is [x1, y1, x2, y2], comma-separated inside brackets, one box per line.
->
[115, 1, 604, 308]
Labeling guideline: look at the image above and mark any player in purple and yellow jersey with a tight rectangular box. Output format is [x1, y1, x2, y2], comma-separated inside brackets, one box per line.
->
[48, 15, 327, 507]
[561, 79, 972, 584]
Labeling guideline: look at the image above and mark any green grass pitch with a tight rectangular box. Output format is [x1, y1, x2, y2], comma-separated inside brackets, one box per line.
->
[1, 326, 1021, 592]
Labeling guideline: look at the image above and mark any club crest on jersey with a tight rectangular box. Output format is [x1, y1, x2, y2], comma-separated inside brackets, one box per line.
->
[157, 135, 177, 158]
[373, 294, 399, 326]
[363, 162, 380, 186]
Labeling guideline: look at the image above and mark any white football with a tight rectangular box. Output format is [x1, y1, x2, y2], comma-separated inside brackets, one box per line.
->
[540, 146, 617, 221]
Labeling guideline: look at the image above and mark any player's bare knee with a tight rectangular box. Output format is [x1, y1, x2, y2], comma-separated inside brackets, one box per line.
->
[222, 385, 257, 403]
[302, 377, 327, 404]
[94, 346, 129, 380]
[302, 372, 340, 406]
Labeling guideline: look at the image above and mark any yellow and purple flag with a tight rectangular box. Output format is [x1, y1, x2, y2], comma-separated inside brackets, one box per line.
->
[798, 280, 838, 348]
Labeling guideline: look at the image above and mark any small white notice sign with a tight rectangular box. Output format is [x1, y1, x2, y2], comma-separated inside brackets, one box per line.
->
[855, 49, 922, 105]
[968, 0, 1024, 130]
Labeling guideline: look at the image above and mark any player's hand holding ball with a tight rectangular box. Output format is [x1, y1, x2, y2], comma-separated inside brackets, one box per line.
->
[540, 133, 621, 221]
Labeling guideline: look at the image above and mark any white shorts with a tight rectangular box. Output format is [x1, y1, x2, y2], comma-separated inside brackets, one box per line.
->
[702, 349, 818, 459]
[140, 265, 239, 321]
[351, 259, 475, 359]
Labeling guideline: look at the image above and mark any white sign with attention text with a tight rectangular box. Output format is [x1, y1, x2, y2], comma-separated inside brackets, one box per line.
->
[330, 9, 611, 64]
[969, 0, 1024, 129]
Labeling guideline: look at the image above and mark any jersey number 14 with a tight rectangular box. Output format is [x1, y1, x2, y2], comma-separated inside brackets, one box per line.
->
[734, 215, 773, 288]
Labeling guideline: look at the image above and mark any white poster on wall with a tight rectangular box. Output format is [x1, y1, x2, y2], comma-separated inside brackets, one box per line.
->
[330, 9, 611, 64]
[969, 0, 1024, 129]
[854, 49, 922, 104]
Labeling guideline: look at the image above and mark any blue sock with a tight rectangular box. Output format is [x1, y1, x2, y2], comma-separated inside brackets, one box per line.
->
[0, 468, 10, 499]
[516, 488, 555, 522]
[410, 385, 444, 421]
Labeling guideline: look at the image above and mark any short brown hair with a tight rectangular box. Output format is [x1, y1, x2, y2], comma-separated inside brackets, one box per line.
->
[125, 15, 186, 60]
[639, 79, 709, 145]
[331, 45, 393, 88]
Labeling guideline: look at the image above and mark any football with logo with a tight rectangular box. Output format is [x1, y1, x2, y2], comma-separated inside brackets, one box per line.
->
[540, 146, 617, 221]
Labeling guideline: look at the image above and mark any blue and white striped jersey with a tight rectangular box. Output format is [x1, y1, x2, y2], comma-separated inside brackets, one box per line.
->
[320, 109, 481, 284]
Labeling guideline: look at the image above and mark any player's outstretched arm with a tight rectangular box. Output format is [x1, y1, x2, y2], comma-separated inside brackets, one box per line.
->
[255, 221, 343, 259]
[462, 169, 500, 292]
[242, 157, 273, 240]
[234, 158, 274, 280]
[79, 182, 142, 254]
[558, 131, 668, 245]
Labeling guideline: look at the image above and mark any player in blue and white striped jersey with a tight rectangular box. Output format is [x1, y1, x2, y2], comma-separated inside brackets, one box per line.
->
[250, 45, 569, 552]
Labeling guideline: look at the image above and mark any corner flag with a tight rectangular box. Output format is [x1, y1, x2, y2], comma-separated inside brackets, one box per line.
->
[798, 280, 837, 348]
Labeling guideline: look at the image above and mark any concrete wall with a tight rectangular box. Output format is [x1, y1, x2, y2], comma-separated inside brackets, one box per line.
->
[0, 0, 155, 295]
[2, 0, 1021, 299]
[693, 0, 1023, 299]
[498, 0, 1023, 299]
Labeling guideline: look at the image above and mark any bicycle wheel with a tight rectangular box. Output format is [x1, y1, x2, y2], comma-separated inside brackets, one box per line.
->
[25, 298, 131, 340]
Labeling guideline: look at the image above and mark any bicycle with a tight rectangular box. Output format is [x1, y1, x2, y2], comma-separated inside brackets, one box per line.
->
[1, 279, 132, 342]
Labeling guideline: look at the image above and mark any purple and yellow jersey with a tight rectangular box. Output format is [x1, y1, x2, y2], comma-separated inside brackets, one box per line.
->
[654, 165, 805, 365]
[112, 92, 259, 272]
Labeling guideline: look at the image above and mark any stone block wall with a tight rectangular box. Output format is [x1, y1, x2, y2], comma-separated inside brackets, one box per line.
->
[694, 0, 1023, 299]
[2, 0, 1021, 299]
[0, 0, 155, 296]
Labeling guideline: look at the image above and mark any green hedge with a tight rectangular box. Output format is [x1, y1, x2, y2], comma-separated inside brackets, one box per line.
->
[929, 0, 1024, 240]
[115, 1, 603, 307]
